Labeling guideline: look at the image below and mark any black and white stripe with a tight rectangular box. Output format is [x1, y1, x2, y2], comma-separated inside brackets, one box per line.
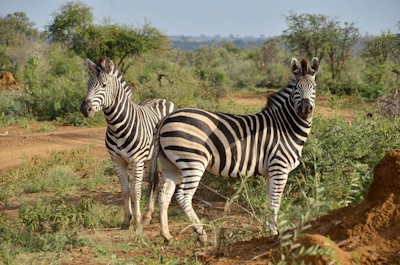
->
[80, 56, 177, 232]
[150, 57, 319, 243]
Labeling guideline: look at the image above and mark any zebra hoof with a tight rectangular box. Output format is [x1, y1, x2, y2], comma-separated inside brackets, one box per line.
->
[197, 234, 208, 245]
[164, 237, 174, 245]
[141, 217, 151, 226]
[134, 224, 143, 234]
[121, 224, 130, 230]
[267, 233, 280, 243]
[161, 232, 174, 245]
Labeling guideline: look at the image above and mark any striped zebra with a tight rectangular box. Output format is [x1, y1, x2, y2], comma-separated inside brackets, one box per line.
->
[148, 57, 319, 243]
[80, 56, 177, 233]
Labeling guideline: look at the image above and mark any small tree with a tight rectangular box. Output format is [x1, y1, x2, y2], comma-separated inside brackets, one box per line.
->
[362, 31, 397, 84]
[94, 20, 169, 73]
[325, 22, 359, 81]
[283, 11, 360, 85]
[251, 37, 285, 72]
[46, 1, 93, 53]
[0, 12, 39, 47]
[0, 12, 40, 71]
[283, 11, 336, 62]
[46, 1, 169, 73]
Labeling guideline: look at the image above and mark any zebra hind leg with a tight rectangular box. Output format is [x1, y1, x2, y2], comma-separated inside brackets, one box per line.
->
[159, 173, 180, 243]
[175, 174, 207, 244]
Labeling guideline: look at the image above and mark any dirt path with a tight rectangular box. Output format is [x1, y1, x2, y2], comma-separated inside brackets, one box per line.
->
[0, 126, 107, 171]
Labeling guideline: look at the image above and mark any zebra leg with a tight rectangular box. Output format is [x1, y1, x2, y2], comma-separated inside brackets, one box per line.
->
[131, 161, 145, 234]
[175, 172, 207, 244]
[141, 159, 156, 226]
[267, 172, 289, 236]
[112, 158, 132, 230]
[158, 155, 181, 243]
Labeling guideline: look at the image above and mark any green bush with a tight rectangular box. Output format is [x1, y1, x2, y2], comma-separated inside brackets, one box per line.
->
[287, 113, 400, 213]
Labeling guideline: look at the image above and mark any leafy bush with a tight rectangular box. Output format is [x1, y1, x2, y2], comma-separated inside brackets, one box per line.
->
[287, 113, 400, 213]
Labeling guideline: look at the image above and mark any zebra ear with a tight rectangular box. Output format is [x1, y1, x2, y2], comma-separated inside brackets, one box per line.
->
[86, 59, 98, 74]
[290, 58, 301, 76]
[101, 58, 114, 74]
[309, 57, 319, 77]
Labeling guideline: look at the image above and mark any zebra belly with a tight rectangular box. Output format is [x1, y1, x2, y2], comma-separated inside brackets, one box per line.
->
[204, 153, 264, 178]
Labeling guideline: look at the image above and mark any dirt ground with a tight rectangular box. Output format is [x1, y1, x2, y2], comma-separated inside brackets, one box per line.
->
[1, 95, 399, 264]
[0, 125, 108, 171]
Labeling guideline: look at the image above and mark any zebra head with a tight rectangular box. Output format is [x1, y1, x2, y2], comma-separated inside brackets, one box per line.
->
[80, 57, 116, 118]
[290, 57, 319, 120]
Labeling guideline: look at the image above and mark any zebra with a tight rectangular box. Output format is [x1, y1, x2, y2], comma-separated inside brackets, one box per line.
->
[80, 56, 177, 233]
[148, 57, 319, 243]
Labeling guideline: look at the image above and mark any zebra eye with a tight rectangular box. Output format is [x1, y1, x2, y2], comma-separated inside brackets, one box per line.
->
[101, 83, 107, 88]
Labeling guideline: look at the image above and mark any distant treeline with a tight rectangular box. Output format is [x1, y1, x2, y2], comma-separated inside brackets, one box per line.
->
[169, 36, 269, 50]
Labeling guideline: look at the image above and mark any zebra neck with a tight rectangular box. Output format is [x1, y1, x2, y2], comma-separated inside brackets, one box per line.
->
[262, 89, 312, 146]
[103, 85, 136, 133]
[113, 67, 133, 100]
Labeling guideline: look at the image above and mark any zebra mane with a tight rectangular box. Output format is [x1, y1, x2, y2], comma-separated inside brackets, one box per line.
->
[96, 56, 134, 100]
[301, 58, 307, 75]
[262, 57, 311, 112]
[262, 82, 294, 112]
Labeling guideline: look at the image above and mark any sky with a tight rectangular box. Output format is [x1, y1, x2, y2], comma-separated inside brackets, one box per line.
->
[1, 0, 399, 38]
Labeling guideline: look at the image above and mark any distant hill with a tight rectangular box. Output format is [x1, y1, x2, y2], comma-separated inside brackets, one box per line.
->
[169, 35, 269, 50]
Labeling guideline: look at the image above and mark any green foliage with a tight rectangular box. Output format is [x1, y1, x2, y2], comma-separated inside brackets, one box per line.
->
[0, 145, 103, 206]
[46, 1, 94, 51]
[18, 195, 119, 233]
[46, 1, 169, 73]
[283, 11, 360, 95]
[0, 12, 39, 47]
[0, 46, 93, 123]
[288, 114, 400, 211]
[271, 188, 333, 265]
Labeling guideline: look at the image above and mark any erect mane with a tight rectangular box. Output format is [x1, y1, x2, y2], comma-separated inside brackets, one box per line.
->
[96, 56, 108, 67]
[301, 58, 307, 75]
[95, 56, 133, 100]
[262, 82, 294, 111]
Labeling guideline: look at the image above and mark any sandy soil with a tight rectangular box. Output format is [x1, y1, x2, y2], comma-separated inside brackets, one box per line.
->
[0, 126, 107, 172]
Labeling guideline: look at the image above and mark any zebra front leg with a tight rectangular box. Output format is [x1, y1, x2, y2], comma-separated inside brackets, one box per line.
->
[267, 172, 289, 236]
[113, 158, 132, 230]
[131, 161, 145, 233]
[141, 160, 158, 226]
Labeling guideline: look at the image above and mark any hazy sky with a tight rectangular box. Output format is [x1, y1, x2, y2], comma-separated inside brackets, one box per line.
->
[1, 0, 399, 37]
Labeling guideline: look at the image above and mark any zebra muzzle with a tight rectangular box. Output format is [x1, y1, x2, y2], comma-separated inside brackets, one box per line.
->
[299, 98, 313, 120]
[80, 100, 95, 118]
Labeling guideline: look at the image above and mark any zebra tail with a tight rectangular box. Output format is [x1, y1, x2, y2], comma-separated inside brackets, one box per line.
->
[148, 131, 161, 196]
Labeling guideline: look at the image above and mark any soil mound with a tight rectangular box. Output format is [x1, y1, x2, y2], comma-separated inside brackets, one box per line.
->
[0, 71, 24, 90]
[208, 149, 400, 264]
[306, 149, 400, 264]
